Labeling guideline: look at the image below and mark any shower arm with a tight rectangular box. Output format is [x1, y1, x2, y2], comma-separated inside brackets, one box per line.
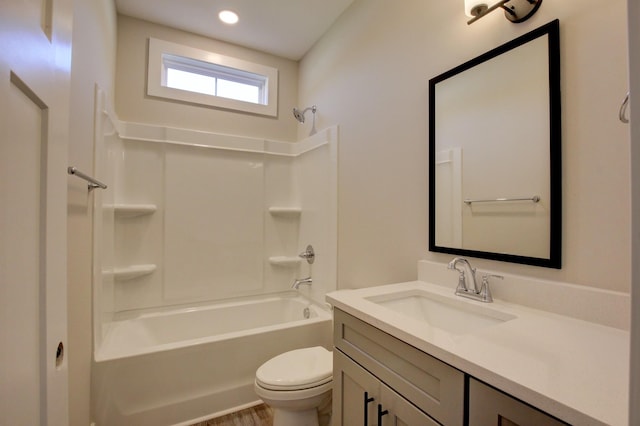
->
[301, 106, 316, 116]
[309, 108, 317, 135]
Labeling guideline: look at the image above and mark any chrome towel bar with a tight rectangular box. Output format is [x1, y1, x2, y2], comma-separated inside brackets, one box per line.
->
[464, 195, 540, 205]
[67, 166, 107, 190]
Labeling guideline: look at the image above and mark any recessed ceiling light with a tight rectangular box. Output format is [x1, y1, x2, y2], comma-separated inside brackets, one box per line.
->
[218, 10, 239, 25]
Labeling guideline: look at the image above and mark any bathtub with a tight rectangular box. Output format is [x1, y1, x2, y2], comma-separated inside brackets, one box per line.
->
[91, 292, 332, 426]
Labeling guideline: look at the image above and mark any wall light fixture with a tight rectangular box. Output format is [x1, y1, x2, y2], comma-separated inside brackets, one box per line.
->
[465, 0, 542, 25]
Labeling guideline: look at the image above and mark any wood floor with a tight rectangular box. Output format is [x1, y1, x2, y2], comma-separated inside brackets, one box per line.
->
[191, 404, 273, 426]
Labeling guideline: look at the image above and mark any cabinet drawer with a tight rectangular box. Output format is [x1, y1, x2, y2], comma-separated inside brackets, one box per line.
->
[469, 378, 569, 426]
[334, 309, 465, 425]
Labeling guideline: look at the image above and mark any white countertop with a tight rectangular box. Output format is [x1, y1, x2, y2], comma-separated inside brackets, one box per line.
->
[326, 280, 630, 426]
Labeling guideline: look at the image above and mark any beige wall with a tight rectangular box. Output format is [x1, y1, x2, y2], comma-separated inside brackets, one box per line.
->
[68, 0, 118, 425]
[116, 15, 299, 142]
[300, 0, 630, 292]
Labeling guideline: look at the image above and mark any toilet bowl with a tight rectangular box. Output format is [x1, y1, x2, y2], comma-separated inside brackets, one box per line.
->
[254, 346, 333, 426]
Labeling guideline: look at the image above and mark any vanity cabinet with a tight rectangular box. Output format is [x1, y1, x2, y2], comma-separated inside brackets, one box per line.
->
[468, 378, 568, 426]
[333, 308, 569, 426]
[333, 309, 465, 425]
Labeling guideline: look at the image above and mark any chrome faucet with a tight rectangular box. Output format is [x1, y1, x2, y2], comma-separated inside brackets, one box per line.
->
[447, 257, 502, 303]
[292, 276, 312, 289]
[448, 257, 478, 293]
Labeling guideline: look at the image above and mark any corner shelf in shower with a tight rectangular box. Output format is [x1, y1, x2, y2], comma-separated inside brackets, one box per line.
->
[268, 256, 302, 267]
[268, 207, 302, 218]
[110, 203, 158, 218]
[109, 264, 157, 281]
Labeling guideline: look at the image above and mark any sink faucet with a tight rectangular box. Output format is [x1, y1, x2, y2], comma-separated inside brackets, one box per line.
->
[447, 257, 502, 303]
[292, 276, 312, 289]
[448, 257, 478, 293]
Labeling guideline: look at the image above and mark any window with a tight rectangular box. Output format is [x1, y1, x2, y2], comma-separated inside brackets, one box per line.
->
[147, 38, 278, 116]
[163, 54, 265, 104]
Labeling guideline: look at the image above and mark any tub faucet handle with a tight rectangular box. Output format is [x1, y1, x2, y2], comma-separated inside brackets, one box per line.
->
[298, 245, 315, 264]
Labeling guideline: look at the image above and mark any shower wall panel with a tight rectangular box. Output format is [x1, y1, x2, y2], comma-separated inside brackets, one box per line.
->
[93, 97, 124, 344]
[163, 146, 264, 301]
[294, 128, 338, 306]
[263, 155, 300, 294]
[98, 131, 120, 322]
[94, 121, 337, 316]
[113, 140, 164, 312]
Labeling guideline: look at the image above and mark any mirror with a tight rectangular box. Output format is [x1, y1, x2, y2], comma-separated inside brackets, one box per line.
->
[429, 20, 561, 268]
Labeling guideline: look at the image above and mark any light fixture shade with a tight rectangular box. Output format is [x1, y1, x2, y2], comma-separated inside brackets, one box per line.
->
[464, 0, 492, 17]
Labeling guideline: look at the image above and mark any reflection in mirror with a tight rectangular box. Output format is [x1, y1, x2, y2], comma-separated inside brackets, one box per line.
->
[429, 20, 561, 268]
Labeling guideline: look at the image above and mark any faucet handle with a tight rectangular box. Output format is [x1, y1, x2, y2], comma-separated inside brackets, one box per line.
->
[482, 274, 504, 282]
[298, 245, 315, 264]
[479, 274, 503, 302]
[454, 269, 468, 293]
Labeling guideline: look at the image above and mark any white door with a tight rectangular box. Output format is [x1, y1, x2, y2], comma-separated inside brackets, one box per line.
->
[0, 0, 72, 424]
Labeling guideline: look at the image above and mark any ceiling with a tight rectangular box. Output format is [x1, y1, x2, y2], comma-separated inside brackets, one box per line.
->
[115, 0, 356, 61]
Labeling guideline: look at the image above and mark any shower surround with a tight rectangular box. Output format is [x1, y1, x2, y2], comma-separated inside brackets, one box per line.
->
[91, 91, 337, 425]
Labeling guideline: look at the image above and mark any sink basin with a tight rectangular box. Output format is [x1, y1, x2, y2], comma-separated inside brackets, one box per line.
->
[366, 289, 516, 335]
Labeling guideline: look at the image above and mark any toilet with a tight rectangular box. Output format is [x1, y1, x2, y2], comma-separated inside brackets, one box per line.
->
[254, 346, 333, 426]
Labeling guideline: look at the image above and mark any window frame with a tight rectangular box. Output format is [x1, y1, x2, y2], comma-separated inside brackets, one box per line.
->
[147, 38, 278, 116]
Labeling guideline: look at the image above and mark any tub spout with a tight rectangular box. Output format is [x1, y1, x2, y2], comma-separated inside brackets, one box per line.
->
[292, 276, 312, 289]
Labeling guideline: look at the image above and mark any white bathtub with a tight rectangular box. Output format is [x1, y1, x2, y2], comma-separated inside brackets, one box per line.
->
[91, 292, 332, 426]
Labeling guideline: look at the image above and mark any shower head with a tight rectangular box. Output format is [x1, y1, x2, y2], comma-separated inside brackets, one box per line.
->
[293, 107, 305, 123]
[292, 105, 317, 124]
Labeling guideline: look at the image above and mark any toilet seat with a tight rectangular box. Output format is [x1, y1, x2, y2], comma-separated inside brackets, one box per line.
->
[256, 346, 332, 391]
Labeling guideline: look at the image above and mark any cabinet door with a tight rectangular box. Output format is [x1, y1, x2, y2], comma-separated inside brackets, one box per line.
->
[468, 379, 568, 426]
[380, 382, 439, 426]
[333, 350, 381, 425]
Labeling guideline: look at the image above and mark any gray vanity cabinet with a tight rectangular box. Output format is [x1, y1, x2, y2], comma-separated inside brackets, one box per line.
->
[468, 378, 568, 426]
[333, 309, 465, 425]
[333, 308, 570, 426]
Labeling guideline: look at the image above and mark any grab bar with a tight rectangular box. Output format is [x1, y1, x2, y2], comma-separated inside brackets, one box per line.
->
[464, 195, 540, 205]
[67, 166, 107, 190]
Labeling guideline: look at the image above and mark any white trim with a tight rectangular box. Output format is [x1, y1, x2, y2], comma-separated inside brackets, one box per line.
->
[117, 120, 334, 158]
[147, 38, 278, 117]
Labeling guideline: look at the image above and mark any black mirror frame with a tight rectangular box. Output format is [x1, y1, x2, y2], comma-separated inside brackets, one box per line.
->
[428, 19, 561, 269]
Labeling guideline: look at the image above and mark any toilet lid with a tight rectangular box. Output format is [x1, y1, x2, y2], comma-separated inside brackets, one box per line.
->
[256, 346, 332, 390]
